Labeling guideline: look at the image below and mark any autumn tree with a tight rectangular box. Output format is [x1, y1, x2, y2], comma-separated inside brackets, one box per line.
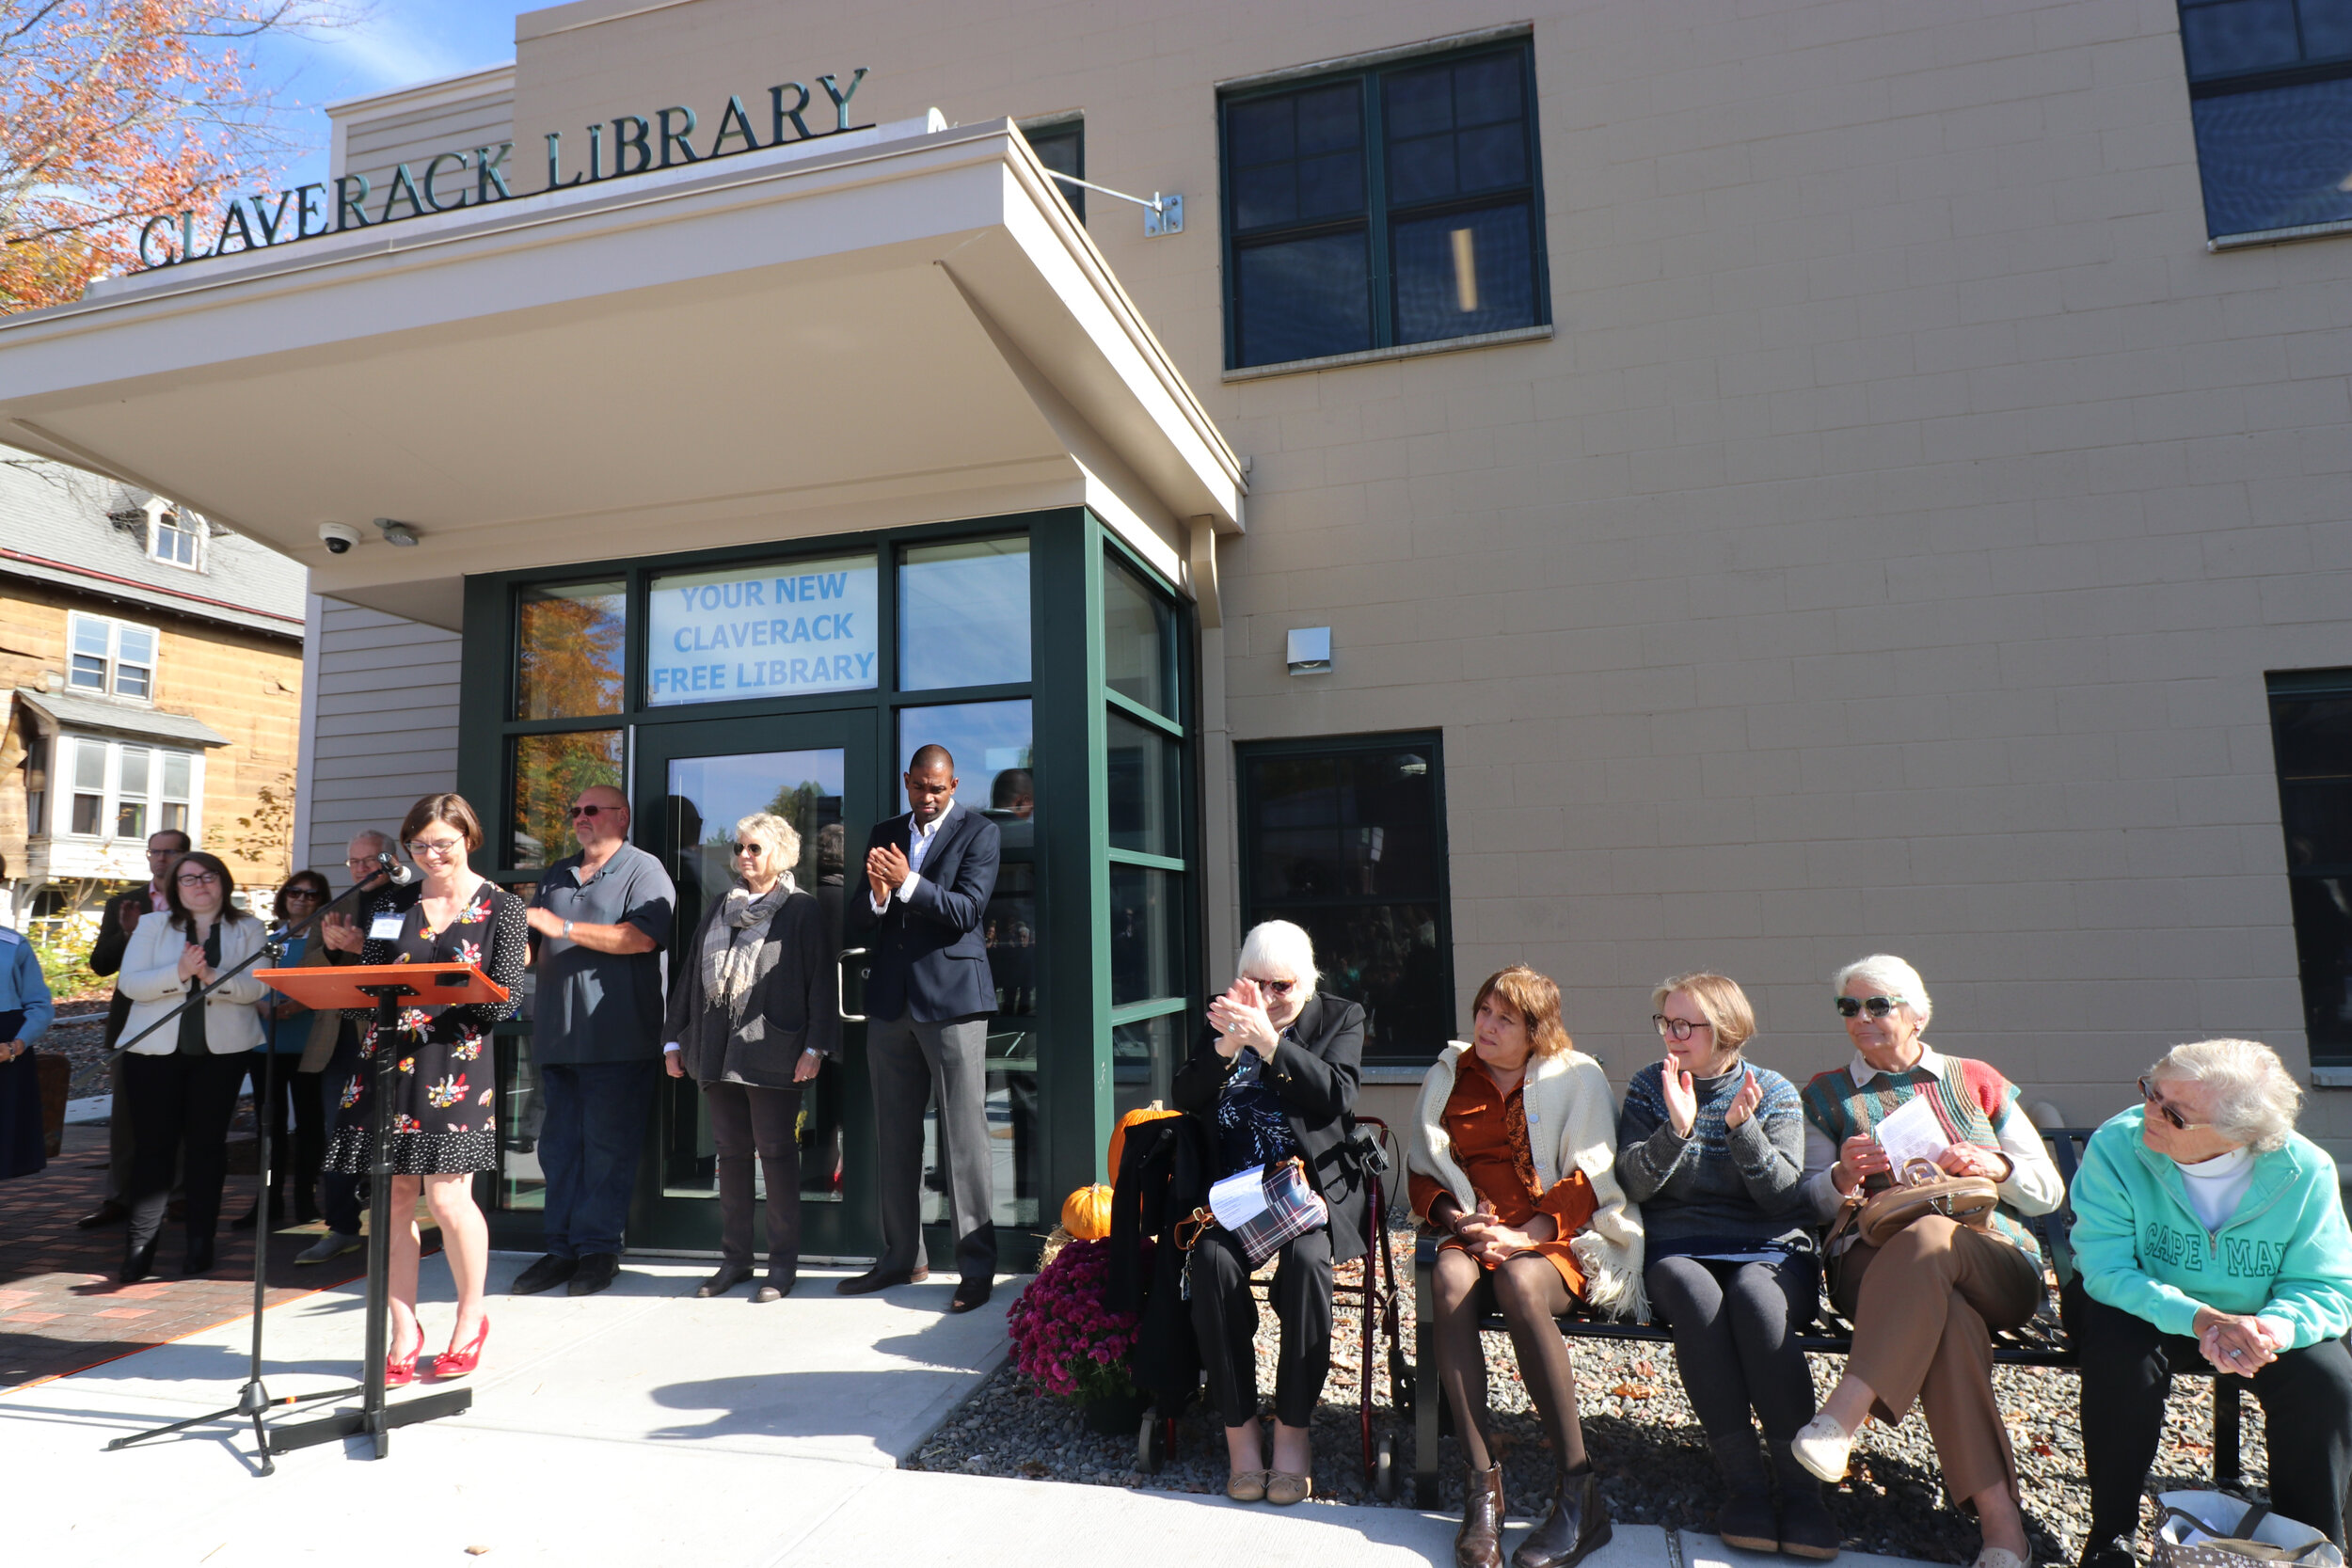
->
[0, 0, 352, 313]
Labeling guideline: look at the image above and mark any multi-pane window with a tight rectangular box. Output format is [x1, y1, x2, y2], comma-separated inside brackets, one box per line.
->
[60, 737, 198, 841]
[1238, 733, 1453, 1062]
[2177, 1, 2352, 238]
[1221, 41, 1545, 369]
[2268, 671, 2352, 1059]
[150, 511, 202, 569]
[68, 613, 156, 699]
[1024, 117, 1085, 222]
[1103, 549, 1189, 1115]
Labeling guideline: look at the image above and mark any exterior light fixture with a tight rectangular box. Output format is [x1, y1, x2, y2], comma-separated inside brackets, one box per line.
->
[374, 518, 421, 546]
[1287, 626, 1331, 675]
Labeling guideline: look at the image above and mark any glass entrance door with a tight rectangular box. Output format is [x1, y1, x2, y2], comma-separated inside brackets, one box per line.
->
[631, 711, 879, 1260]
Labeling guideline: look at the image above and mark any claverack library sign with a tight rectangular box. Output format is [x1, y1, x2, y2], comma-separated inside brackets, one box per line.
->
[135, 69, 872, 269]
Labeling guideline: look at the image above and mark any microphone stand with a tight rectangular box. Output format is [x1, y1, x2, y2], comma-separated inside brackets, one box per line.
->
[103, 860, 397, 1473]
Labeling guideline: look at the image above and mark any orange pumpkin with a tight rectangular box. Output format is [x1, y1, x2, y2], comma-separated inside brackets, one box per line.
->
[1061, 1182, 1114, 1241]
[1107, 1101, 1183, 1180]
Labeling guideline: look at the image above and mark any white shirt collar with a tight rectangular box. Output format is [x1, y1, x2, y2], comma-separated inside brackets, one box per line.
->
[1848, 1042, 1948, 1085]
[912, 800, 957, 840]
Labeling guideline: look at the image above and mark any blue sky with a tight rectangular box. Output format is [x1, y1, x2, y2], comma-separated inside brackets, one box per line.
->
[249, 2, 531, 190]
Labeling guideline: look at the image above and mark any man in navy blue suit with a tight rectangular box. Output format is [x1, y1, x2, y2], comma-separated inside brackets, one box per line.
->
[839, 743, 1003, 1310]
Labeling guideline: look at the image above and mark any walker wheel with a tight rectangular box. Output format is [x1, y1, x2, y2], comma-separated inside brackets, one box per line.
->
[1138, 1410, 1168, 1473]
[1375, 1432, 1398, 1500]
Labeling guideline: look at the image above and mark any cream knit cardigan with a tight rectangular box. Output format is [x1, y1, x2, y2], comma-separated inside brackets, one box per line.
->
[1407, 1042, 1647, 1322]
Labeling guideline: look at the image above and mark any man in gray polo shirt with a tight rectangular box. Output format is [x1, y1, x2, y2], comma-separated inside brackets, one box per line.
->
[511, 784, 675, 1298]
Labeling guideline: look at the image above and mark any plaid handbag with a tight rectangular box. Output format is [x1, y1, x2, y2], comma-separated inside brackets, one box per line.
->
[1175, 1156, 1330, 1269]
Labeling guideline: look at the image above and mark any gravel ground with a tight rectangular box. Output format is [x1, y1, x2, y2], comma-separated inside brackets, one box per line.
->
[40, 1003, 112, 1099]
[909, 1228, 2269, 1565]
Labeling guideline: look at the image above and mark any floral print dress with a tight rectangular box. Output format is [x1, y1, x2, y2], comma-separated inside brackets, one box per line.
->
[322, 879, 528, 1177]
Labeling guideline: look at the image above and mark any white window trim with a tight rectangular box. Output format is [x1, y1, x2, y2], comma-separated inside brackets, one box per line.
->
[54, 735, 203, 845]
[65, 610, 162, 704]
[144, 497, 206, 572]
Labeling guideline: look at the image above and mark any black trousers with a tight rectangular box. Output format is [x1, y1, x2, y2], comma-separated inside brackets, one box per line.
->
[2067, 1279, 2352, 1547]
[1188, 1226, 1333, 1428]
[245, 1051, 325, 1212]
[316, 1021, 363, 1235]
[1646, 1251, 1820, 1446]
[123, 1051, 247, 1256]
[704, 1080, 801, 1275]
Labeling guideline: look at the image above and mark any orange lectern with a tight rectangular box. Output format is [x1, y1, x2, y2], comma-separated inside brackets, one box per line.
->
[247, 960, 508, 1459]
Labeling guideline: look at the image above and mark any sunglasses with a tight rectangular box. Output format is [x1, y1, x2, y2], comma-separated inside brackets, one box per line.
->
[567, 803, 612, 818]
[284, 888, 324, 900]
[1243, 975, 1296, 998]
[2138, 1077, 2211, 1132]
[1835, 994, 1904, 1020]
[1652, 1014, 1714, 1042]
[730, 842, 765, 857]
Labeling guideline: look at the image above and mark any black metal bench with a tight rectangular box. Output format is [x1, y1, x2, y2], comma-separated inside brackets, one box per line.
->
[1408, 1128, 2257, 1508]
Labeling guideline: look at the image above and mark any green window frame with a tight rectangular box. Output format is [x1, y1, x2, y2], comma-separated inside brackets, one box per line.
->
[1236, 729, 1454, 1065]
[1218, 36, 1549, 371]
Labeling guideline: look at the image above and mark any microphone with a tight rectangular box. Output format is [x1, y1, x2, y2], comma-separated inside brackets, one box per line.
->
[375, 851, 417, 886]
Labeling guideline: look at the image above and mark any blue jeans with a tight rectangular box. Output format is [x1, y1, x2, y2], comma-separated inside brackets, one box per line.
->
[538, 1060, 656, 1259]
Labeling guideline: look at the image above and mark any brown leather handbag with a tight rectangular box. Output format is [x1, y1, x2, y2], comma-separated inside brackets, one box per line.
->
[1826, 1156, 2000, 1251]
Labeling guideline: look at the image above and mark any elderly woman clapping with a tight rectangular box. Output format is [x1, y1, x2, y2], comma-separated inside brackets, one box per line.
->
[1173, 919, 1365, 1508]
[1789, 956, 2065, 1568]
[2066, 1039, 2352, 1566]
[662, 812, 837, 1301]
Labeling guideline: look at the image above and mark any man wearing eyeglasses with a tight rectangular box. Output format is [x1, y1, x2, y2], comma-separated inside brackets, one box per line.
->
[75, 828, 191, 1228]
[839, 743, 1002, 1311]
[513, 784, 675, 1298]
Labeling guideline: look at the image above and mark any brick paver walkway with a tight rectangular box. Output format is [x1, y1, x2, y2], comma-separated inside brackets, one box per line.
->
[1, 1123, 436, 1388]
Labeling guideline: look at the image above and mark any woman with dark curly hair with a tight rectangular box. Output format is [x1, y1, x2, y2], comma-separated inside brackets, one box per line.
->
[321, 792, 525, 1385]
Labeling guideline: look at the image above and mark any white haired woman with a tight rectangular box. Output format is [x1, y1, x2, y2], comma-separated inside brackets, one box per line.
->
[1788, 956, 2066, 1568]
[661, 812, 837, 1300]
[1173, 919, 1366, 1508]
[2066, 1039, 2352, 1566]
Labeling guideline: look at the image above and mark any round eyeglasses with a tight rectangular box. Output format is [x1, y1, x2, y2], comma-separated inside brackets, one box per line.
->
[1651, 1014, 1713, 1042]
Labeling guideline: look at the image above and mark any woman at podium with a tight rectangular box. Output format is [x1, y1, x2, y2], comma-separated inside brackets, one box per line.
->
[322, 792, 525, 1386]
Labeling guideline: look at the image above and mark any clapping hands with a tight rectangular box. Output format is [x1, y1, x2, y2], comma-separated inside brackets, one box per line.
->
[1207, 977, 1278, 1062]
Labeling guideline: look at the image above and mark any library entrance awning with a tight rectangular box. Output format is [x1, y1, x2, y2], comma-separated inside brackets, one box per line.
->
[0, 115, 1243, 628]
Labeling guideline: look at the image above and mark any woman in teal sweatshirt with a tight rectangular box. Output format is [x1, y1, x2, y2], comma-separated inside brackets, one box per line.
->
[2067, 1037, 2352, 1567]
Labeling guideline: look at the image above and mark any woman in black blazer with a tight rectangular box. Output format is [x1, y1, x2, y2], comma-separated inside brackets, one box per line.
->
[663, 811, 838, 1301]
[1173, 919, 1365, 1508]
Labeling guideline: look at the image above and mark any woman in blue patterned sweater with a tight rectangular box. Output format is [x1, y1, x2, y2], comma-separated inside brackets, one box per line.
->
[1618, 972, 1835, 1560]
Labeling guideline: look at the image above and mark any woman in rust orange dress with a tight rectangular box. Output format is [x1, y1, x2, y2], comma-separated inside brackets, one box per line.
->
[1408, 965, 1645, 1568]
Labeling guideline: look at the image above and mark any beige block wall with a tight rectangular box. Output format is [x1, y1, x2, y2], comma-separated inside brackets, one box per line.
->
[478, 0, 2352, 1146]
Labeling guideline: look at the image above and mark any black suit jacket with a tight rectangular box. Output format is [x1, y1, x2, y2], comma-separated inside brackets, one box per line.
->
[90, 885, 159, 1051]
[843, 801, 1001, 1022]
[1172, 991, 1369, 1264]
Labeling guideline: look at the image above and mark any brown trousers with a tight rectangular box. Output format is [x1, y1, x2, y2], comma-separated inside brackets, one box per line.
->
[1831, 1215, 2043, 1507]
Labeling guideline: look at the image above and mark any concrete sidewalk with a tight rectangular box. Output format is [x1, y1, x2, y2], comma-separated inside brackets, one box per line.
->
[2, 1252, 1951, 1568]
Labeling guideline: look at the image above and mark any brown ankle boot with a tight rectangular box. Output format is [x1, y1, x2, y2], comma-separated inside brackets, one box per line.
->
[1512, 1460, 1611, 1568]
[1456, 1462, 1505, 1568]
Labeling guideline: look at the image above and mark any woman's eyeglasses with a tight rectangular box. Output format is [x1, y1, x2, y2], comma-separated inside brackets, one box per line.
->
[1651, 1014, 1713, 1042]
[730, 843, 764, 857]
[2138, 1077, 2210, 1132]
[176, 871, 220, 887]
[407, 839, 464, 860]
[284, 889, 323, 901]
[1243, 975, 1296, 998]
[1835, 994, 1904, 1020]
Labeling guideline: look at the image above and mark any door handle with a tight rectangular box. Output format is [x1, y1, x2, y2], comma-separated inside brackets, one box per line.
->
[837, 946, 867, 1022]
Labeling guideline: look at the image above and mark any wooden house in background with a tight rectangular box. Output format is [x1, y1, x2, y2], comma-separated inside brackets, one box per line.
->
[0, 450, 304, 928]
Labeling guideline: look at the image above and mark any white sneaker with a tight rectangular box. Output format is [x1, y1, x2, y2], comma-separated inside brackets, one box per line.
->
[1789, 1414, 1853, 1482]
[1972, 1549, 2029, 1568]
[294, 1231, 361, 1265]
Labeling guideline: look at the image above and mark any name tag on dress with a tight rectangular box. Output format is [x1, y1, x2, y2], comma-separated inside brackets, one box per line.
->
[368, 913, 405, 941]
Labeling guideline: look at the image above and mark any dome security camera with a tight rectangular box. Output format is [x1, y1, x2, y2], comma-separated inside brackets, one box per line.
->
[319, 521, 361, 555]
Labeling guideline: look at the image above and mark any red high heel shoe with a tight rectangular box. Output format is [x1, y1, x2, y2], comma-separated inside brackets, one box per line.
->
[432, 1317, 489, 1379]
[386, 1322, 425, 1388]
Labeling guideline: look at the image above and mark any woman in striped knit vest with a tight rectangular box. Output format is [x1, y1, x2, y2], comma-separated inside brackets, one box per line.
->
[1787, 955, 2066, 1568]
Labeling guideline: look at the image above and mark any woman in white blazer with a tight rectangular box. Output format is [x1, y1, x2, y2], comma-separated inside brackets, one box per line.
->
[1407, 964, 1643, 1568]
[118, 850, 268, 1281]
